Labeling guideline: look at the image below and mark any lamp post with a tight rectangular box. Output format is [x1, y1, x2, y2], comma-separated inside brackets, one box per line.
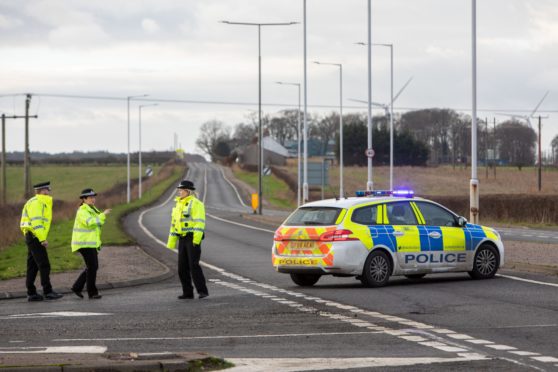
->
[138, 103, 158, 199]
[357, 42, 394, 190]
[314, 61, 344, 197]
[276, 82, 302, 206]
[221, 20, 297, 215]
[470, 0, 479, 223]
[127, 94, 148, 204]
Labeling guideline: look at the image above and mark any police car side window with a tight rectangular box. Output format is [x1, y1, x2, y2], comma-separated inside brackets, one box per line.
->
[416, 202, 457, 227]
[351, 205, 378, 225]
[386, 202, 417, 225]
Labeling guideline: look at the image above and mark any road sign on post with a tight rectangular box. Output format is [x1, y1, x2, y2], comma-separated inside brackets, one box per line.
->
[262, 166, 271, 176]
[145, 167, 153, 177]
[365, 148, 375, 158]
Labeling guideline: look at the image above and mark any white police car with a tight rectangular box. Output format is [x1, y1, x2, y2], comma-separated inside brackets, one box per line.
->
[272, 190, 504, 287]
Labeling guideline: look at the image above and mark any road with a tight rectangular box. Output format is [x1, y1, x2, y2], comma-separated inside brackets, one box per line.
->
[2, 161, 558, 371]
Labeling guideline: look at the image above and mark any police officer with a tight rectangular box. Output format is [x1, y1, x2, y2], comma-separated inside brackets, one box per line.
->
[167, 180, 208, 299]
[20, 181, 63, 301]
[70, 188, 111, 299]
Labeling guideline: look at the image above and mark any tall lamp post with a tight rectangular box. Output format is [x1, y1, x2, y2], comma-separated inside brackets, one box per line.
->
[314, 61, 344, 197]
[138, 103, 158, 199]
[276, 81, 302, 206]
[127, 94, 148, 203]
[221, 20, 297, 215]
[357, 42, 394, 190]
[470, 0, 479, 224]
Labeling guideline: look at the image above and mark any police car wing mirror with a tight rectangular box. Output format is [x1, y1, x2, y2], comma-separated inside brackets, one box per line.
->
[457, 216, 467, 227]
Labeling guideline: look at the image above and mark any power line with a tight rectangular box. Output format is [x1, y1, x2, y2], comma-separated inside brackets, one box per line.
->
[9, 92, 556, 114]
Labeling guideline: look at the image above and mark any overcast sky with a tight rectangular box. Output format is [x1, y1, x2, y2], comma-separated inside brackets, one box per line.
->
[0, 0, 556, 156]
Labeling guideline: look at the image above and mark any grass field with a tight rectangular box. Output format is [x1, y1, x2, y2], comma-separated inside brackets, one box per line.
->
[0, 163, 183, 280]
[2, 164, 160, 203]
[279, 159, 558, 197]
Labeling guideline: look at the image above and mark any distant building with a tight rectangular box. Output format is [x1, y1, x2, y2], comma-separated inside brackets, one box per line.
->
[239, 136, 289, 167]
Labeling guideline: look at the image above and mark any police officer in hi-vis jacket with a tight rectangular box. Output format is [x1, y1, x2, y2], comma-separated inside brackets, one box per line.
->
[20, 181, 63, 301]
[167, 180, 208, 299]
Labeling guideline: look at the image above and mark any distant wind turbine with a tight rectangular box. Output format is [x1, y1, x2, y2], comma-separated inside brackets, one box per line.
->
[349, 77, 413, 118]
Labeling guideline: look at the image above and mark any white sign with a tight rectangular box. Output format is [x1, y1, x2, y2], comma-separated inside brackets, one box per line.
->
[145, 167, 153, 177]
[365, 148, 375, 158]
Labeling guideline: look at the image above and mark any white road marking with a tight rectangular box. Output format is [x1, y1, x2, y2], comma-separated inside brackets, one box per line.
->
[486, 344, 517, 351]
[218, 164, 248, 207]
[53, 331, 379, 342]
[497, 274, 558, 288]
[531, 356, 558, 363]
[1, 311, 111, 320]
[0, 346, 107, 354]
[225, 355, 488, 372]
[509, 351, 540, 356]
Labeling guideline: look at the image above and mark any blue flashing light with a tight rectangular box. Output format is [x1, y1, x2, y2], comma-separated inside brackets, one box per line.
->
[392, 189, 415, 198]
[356, 190, 393, 197]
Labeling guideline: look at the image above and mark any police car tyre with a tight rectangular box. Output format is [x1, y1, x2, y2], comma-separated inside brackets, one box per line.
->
[290, 273, 321, 287]
[405, 274, 426, 280]
[361, 250, 392, 288]
[468, 244, 499, 280]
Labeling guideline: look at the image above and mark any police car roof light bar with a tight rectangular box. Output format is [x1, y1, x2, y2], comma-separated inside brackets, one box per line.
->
[356, 190, 393, 197]
[392, 189, 414, 198]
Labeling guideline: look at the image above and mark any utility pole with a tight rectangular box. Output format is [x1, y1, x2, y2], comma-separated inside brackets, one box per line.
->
[485, 117, 488, 180]
[1, 109, 38, 203]
[538, 115, 542, 191]
[24, 94, 32, 198]
[1, 114, 6, 204]
[493, 117, 497, 178]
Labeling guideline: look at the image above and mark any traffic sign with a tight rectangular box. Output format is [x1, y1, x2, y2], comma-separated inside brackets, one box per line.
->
[145, 167, 153, 177]
[365, 148, 375, 158]
[263, 166, 272, 176]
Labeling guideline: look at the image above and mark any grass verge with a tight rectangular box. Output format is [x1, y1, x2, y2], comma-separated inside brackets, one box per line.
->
[0, 164, 183, 280]
[231, 167, 296, 210]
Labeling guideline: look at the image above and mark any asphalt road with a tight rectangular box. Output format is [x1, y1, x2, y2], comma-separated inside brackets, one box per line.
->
[2, 161, 558, 371]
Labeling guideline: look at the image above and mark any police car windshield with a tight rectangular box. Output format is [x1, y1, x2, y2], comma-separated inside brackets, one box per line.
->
[284, 207, 341, 226]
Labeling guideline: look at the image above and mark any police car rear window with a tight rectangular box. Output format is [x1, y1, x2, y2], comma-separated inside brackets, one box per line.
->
[284, 207, 342, 226]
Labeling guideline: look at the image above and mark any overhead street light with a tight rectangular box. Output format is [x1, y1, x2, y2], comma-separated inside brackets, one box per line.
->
[127, 94, 148, 204]
[276, 81, 302, 206]
[220, 20, 298, 215]
[470, 0, 478, 223]
[313, 60, 344, 197]
[138, 103, 158, 199]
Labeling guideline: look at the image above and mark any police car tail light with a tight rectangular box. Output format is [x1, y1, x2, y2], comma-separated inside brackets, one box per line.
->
[273, 231, 284, 241]
[320, 229, 357, 241]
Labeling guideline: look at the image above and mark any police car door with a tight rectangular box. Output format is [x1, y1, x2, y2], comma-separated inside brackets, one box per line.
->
[384, 201, 428, 271]
[413, 201, 468, 271]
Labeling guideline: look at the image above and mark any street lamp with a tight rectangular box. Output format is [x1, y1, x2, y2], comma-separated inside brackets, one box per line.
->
[221, 20, 298, 215]
[138, 103, 158, 199]
[470, 0, 479, 223]
[276, 81, 302, 206]
[127, 94, 148, 203]
[313, 61, 344, 197]
[357, 42, 394, 190]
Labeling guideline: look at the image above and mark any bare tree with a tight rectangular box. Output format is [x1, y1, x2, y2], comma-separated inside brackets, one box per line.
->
[496, 120, 536, 170]
[196, 120, 230, 161]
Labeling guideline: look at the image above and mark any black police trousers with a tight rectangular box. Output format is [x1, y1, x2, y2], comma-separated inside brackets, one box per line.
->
[72, 248, 99, 297]
[25, 232, 53, 296]
[178, 234, 208, 297]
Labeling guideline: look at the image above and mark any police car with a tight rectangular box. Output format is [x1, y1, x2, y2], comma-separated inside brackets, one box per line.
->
[272, 190, 504, 287]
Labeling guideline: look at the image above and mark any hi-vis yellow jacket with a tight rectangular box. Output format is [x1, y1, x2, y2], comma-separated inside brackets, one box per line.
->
[71, 204, 106, 252]
[20, 194, 53, 242]
[166, 195, 206, 249]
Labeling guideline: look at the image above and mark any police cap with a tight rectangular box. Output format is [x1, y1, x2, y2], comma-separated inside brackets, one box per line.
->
[80, 188, 97, 198]
[177, 180, 195, 190]
[33, 181, 51, 190]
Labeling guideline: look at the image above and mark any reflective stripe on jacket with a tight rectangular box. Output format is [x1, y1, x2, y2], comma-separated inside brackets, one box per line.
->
[20, 194, 53, 242]
[166, 194, 206, 249]
[71, 204, 106, 252]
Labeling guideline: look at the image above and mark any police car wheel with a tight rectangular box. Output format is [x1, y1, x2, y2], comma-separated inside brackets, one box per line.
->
[468, 244, 499, 280]
[361, 250, 392, 288]
[405, 274, 426, 280]
[290, 273, 321, 287]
